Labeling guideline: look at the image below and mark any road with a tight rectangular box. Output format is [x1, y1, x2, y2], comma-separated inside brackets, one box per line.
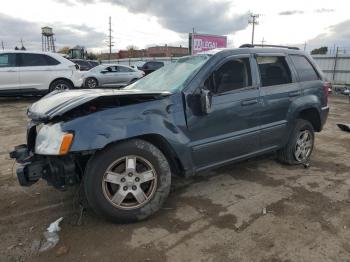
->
[0, 95, 349, 262]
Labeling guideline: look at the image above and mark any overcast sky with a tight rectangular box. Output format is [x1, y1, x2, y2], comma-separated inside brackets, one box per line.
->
[1, 0, 349, 53]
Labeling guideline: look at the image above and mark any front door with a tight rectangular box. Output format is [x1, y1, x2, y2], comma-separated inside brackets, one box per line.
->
[185, 55, 262, 170]
[0, 53, 20, 92]
[102, 66, 123, 86]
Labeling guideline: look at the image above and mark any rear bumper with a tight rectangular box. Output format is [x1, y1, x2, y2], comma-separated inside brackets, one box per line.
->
[320, 106, 329, 129]
[9, 145, 79, 189]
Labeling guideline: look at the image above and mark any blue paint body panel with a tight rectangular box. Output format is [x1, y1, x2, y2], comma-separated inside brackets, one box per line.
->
[25, 47, 329, 176]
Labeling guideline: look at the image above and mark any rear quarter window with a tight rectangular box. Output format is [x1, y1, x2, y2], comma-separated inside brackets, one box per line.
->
[290, 55, 320, 82]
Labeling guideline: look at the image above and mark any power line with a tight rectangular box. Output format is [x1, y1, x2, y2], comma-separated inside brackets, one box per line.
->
[248, 13, 260, 45]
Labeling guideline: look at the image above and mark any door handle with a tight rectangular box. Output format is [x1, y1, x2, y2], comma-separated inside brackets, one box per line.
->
[288, 91, 301, 97]
[241, 98, 258, 106]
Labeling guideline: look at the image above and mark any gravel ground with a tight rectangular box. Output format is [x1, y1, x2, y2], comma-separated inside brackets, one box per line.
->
[0, 95, 349, 262]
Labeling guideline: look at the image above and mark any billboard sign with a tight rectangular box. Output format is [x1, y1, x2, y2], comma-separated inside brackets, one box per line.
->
[190, 33, 227, 55]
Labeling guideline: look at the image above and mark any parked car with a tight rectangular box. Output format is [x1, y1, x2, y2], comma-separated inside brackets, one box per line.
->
[82, 64, 144, 88]
[137, 61, 164, 75]
[71, 59, 100, 71]
[131, 61, 145, 70]
[0, 51, 83, 96]
[341, 87, 350, 95]
[10, 45, 329, 223]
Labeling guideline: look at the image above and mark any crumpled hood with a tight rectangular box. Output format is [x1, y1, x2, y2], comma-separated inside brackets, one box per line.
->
[28, 89, 170, 121]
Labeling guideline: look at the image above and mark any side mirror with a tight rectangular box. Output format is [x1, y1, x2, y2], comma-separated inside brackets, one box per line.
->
[200, 89, 212, 114]
[101, 70, 108, 74]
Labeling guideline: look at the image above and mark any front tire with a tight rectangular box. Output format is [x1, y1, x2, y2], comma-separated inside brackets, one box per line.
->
[85, 77, 98, 88]
[84, 139, 171, 223]
[277, 119, 315, 165]
[49, 79, 73, 92]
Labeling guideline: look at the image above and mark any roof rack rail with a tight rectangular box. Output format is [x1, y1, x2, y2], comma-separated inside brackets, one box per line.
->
[239, 44, 300, 50]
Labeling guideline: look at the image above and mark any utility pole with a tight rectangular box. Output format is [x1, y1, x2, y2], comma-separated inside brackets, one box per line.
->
[191, 27, 195, 55]
[303, 41, 307, 51]
[248, 13, 260, 45]
[1, 41, 4, 50]
[332, 46, 339, 81]
[261, 37, 266, 47]
[248, 13, 259, 45]
[107, 16, 114, 61]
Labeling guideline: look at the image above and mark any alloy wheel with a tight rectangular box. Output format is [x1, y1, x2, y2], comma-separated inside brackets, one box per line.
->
[294, 130, 313, 162]
[54, 83, 70, 90]
[87, 79, 97, 88]
[101, 155, 157, 210]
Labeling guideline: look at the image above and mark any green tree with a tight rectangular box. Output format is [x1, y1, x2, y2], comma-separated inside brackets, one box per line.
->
[86, 52, 98, 60]
[311, 46, 328, 55]
[58, 46, 70, 54]
[126, 45, 139, 57]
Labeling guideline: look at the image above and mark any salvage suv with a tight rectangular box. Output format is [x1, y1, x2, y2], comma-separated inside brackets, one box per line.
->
[10, 44, 329, 222]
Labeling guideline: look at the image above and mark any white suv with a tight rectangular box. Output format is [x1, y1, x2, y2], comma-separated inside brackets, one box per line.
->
[0, 51, 83, 95]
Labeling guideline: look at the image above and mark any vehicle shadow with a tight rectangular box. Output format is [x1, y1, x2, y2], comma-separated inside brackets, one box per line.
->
[0, 97, 40, 103]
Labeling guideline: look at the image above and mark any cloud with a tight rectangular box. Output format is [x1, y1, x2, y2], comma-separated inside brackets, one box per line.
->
[278, 10, 304, 16]
[307, 19, 350, 48]
[314, 8, 335, 13]
[0, 13, 106, 51]
[68, 0, 249, 35]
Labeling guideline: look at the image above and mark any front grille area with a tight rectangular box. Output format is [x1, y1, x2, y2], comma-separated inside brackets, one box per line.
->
[26, 122, 37, 152]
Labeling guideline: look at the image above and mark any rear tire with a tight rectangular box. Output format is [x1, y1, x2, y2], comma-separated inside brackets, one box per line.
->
[84, 139, 171, 223]
[277, 119, 315, 165]
[49, 79, 73, 92]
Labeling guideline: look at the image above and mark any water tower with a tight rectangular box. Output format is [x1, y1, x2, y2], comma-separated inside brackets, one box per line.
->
[41, 27, 56, 52]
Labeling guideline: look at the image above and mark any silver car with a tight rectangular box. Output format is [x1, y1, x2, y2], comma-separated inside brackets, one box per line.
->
[83, 64, 144, 88]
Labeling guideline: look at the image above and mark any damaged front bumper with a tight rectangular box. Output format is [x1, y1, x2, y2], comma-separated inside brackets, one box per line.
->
[9, 145, 79, 189]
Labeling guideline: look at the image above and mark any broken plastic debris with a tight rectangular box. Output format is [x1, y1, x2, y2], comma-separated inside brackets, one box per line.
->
[337, 123, 350, 133]
[39, 217, 63, 252]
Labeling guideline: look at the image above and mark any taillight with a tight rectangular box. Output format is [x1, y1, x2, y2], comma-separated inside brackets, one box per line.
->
[323, 81, 330, 105]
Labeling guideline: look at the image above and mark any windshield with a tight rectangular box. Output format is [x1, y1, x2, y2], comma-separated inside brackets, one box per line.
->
[124, 55, 210, 92]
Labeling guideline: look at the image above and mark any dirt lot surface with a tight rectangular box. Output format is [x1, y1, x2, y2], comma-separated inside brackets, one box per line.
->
[0, 95, 349, 262]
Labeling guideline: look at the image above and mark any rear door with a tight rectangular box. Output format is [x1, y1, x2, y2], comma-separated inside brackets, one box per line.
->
[19, 53, 60, 91]
[186, 55, 262, 170]
[255, 54, 300, 149]
[116, 66, 135, 85]
[0, 53, 20, 92]
[289, 54, 323, 102]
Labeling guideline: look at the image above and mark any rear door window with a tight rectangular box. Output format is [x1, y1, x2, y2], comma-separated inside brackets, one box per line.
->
[290, 55, 320, 81]
[20, 54, 60, 67]
[256, 56, 292, 87]
[0, 53, 16, 67]
[117, 66, 133, 72]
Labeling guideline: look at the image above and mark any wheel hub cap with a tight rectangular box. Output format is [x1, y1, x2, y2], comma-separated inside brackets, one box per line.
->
[102, 155, 157, 210]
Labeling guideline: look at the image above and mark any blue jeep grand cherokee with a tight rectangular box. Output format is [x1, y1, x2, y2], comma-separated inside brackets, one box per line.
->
[10, 45, 329, 222]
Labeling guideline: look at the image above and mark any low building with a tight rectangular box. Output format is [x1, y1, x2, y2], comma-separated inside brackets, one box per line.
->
[147, 45, 189, 57]
[98, 45, 189, 60]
